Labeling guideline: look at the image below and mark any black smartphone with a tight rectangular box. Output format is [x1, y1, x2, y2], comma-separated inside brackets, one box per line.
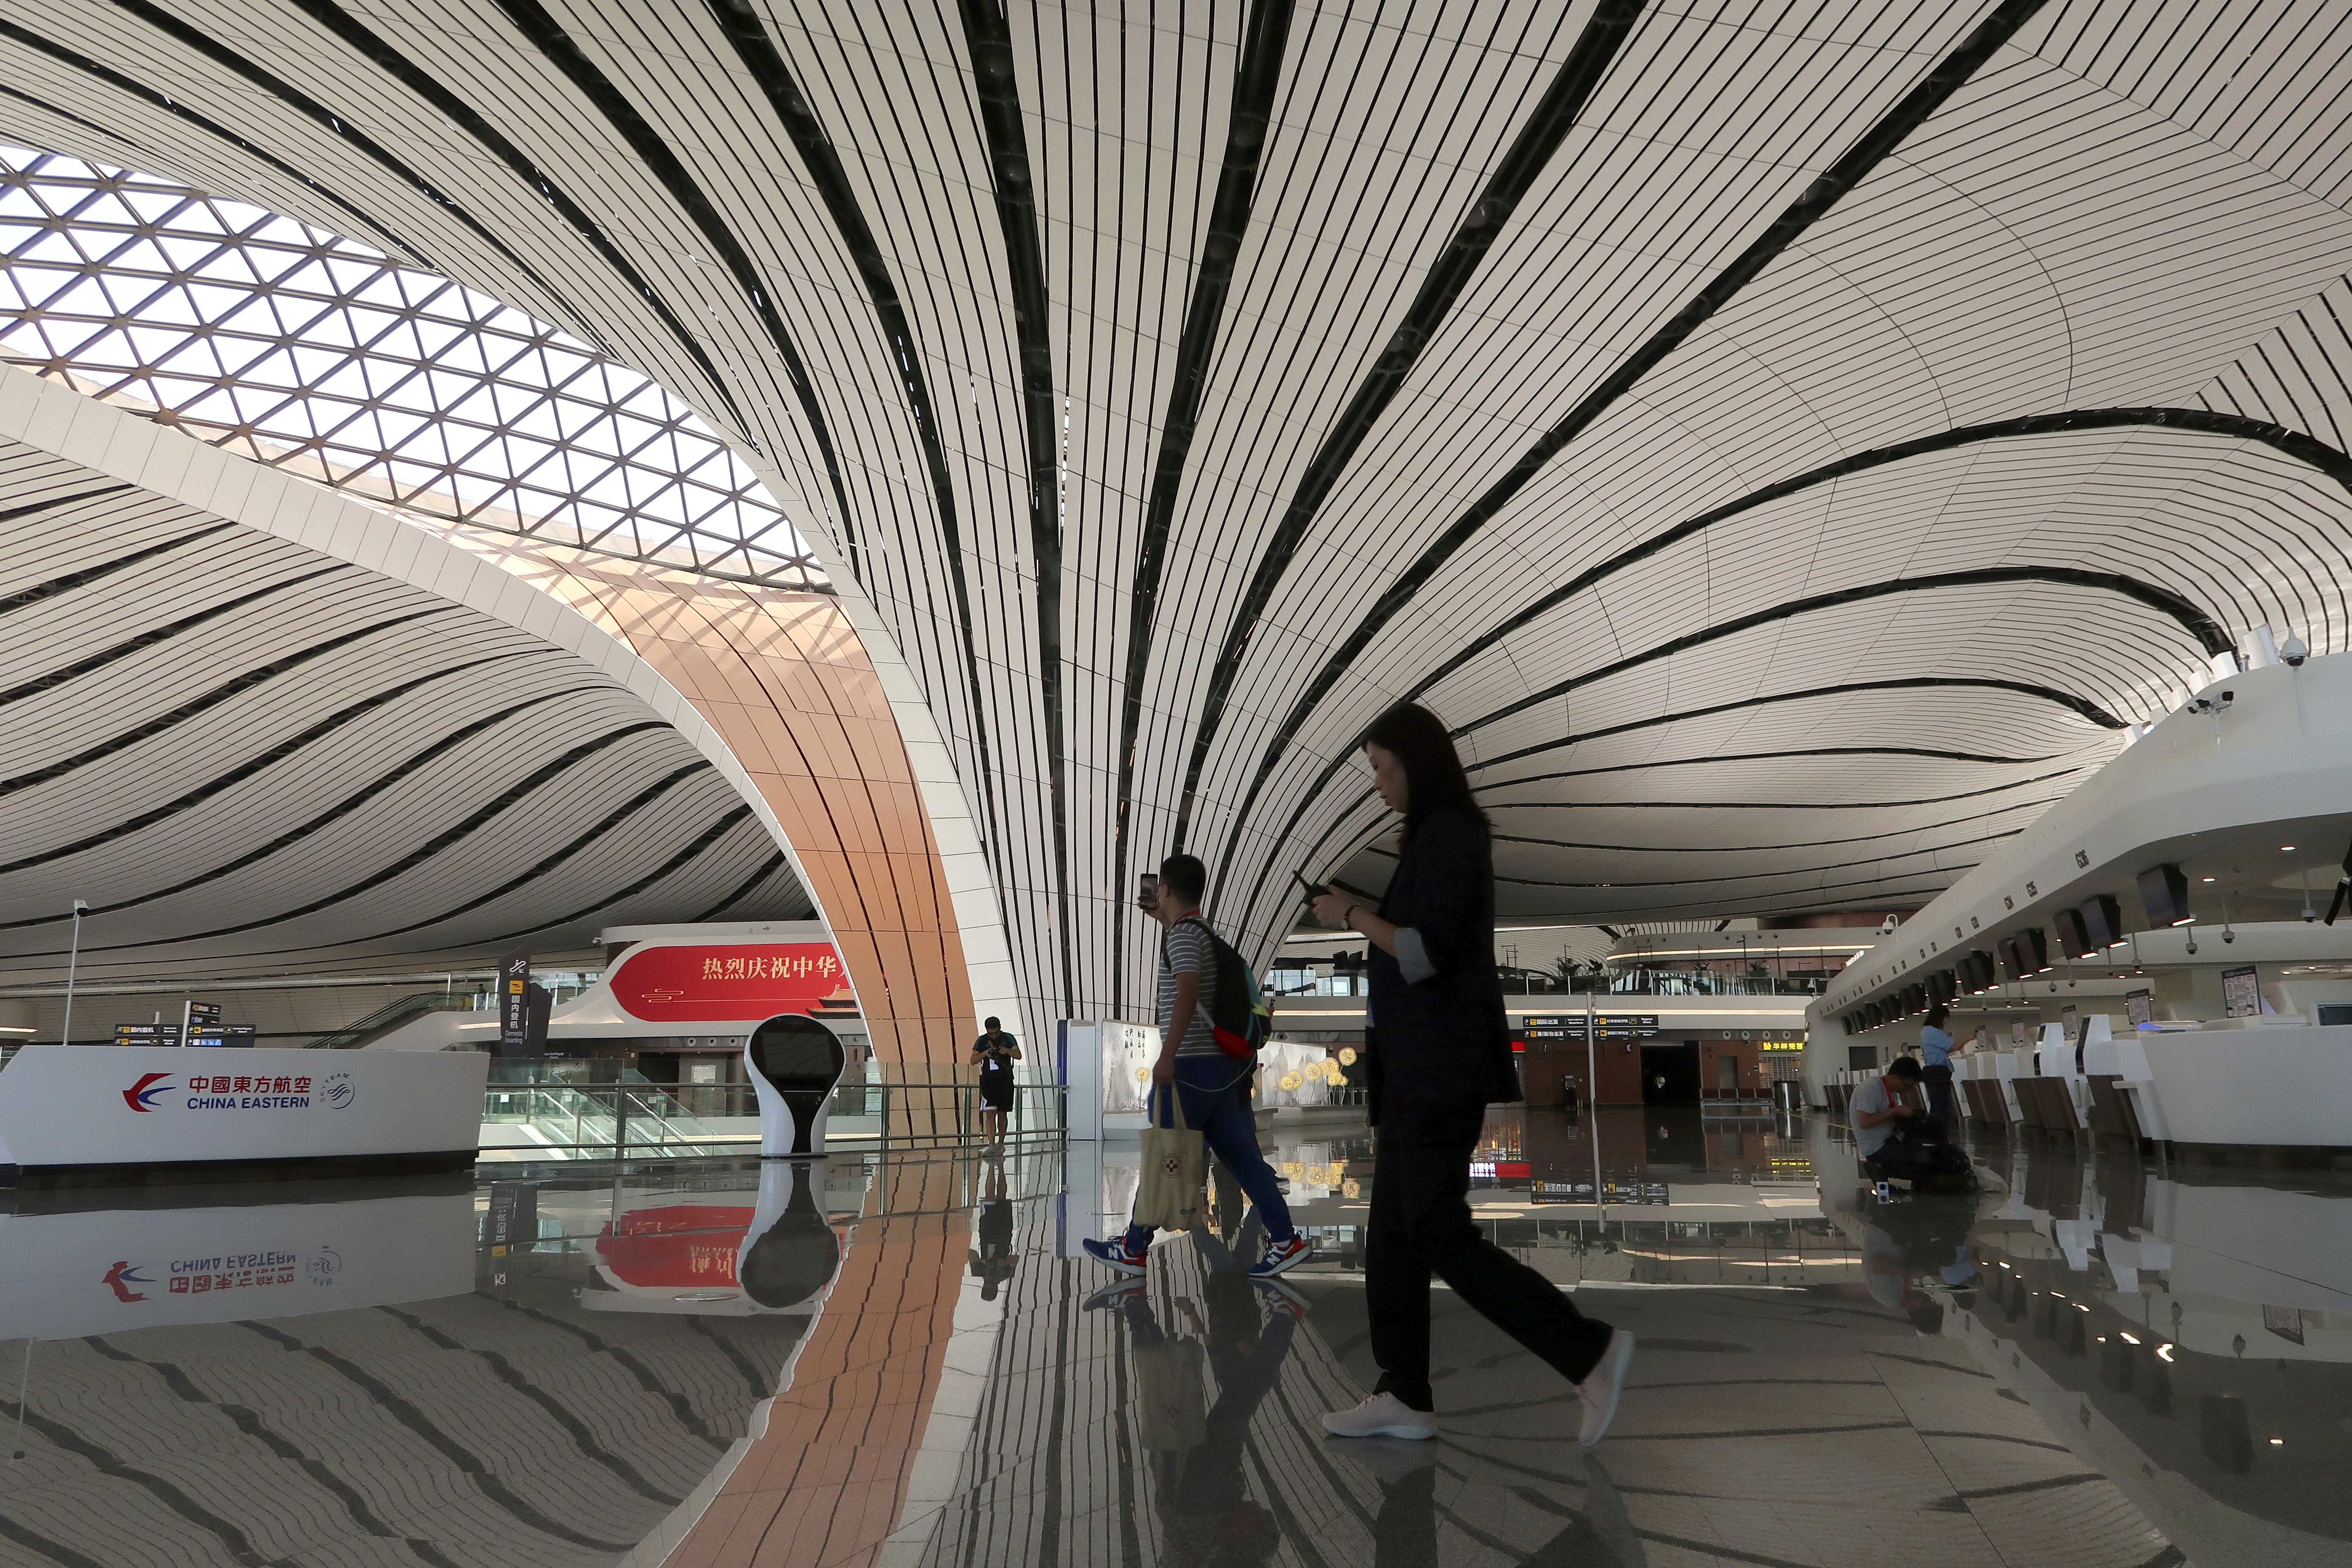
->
[1292, 869, 1329, 900]
[1137, 874, 1160, 913]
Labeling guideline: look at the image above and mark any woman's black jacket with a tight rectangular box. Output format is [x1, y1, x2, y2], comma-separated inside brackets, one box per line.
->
[1363, 802, 1516, 1139]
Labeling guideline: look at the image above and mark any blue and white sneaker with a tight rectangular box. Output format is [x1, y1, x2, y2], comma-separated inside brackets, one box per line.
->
[1082, 1234, 1149, 1276]
[1249, 1234, 1313, 1279]
[1082, 1277, 1148, 1311]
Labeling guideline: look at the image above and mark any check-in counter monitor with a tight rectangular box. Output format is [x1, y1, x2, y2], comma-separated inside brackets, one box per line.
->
[745, 1014, 847, 1157]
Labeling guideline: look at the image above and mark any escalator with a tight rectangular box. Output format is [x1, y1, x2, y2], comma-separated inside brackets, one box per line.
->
[307, 992, 480, 1050]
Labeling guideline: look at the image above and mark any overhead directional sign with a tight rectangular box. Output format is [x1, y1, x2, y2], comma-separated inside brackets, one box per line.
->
[1518, 1014, 1659, 1041]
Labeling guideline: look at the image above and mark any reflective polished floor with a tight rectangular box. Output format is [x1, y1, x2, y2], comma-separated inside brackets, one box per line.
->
[2, 1109, 2345, 1567]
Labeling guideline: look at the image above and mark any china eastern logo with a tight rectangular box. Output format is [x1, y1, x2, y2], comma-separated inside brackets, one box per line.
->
[122, 1072, 173, 1112]
[103, 1261, 151, 1302]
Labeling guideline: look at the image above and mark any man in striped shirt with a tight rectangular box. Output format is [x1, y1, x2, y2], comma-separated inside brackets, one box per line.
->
[1084, 854, 1310, 1280]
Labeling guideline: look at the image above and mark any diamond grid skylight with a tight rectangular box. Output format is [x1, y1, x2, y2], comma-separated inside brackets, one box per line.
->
[0, 147, 824, 588]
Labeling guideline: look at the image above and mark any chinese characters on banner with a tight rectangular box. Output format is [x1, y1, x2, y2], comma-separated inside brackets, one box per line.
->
[608, 943, 853, 1023]
[170, 1268, 298, 1294]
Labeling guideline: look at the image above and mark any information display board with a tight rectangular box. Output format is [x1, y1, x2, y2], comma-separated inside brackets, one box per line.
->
[1519, 1013, 1659, 1041]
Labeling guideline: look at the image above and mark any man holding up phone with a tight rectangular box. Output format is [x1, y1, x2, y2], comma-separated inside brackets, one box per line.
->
[1084, 854, 1310, 1280]
[970, 1015, 1021, 1150]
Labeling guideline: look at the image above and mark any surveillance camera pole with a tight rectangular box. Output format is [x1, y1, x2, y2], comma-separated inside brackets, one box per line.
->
[58, 899, 89, 1047]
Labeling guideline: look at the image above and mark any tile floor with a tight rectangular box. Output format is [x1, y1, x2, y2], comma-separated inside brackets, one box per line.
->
[2, 1111, 2345, 1567]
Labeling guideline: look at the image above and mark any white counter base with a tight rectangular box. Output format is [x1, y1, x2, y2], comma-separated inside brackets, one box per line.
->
[2137, 1026, 2352, 1153]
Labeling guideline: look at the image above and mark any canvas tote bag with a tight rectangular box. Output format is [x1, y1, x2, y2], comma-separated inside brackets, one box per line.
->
[1133, 1082, 1205, 1232]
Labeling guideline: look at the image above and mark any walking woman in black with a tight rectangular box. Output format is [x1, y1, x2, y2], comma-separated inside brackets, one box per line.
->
[1311, 702, 1635, 1446]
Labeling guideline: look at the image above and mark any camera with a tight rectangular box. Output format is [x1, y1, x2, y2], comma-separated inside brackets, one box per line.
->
[2283, 634, 2309, 668]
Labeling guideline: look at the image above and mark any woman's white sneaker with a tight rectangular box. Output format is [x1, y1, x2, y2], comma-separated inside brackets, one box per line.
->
[1577, 1331, 1635, 1446]
[1322, 1391, 1436, 1441]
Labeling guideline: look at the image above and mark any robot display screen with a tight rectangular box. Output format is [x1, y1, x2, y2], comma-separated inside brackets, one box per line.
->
[749, 1015, 846, 1089]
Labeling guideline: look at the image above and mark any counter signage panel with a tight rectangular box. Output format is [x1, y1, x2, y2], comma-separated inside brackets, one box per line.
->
[2222, 965, 2261, 1019]
[2125, 988, 2154, 1029]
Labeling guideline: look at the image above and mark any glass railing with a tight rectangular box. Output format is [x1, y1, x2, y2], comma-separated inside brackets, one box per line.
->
[476, 1075, 1064, 1161]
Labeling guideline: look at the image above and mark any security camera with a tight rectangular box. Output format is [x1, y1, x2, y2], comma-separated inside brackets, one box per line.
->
[2223, 929, 2236, 943]
[2283, 635, 2309, 668]
[2305, 908, 2318, 923]
[2184, 936, 2198, 955]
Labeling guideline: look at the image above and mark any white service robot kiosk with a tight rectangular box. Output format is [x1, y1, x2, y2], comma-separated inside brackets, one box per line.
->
[733, 1159, 845, 1310]
[744, 1012, 848, 1158]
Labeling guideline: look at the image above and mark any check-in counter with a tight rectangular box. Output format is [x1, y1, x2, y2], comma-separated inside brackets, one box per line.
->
[0, 1045, 488, 1184]
[2135, 1025, 2352, 1152]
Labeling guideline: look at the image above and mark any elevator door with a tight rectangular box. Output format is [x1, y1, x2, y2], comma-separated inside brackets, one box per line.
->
[1641, 1041, 1700, 1105]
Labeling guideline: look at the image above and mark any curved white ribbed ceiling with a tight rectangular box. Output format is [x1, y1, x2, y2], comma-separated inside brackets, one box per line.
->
[0, 429, 811, 986]
[5, 0, 2352, 1031]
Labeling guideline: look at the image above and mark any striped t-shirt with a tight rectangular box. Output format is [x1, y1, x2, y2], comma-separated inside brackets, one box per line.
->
[1159, 918, 1222, 1057]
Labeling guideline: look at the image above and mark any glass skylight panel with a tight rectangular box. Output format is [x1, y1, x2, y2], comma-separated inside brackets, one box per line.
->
[0, 147, 824, 590]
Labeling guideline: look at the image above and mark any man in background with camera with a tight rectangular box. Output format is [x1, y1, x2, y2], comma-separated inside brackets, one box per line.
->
[971, 1015, 1021, 1152]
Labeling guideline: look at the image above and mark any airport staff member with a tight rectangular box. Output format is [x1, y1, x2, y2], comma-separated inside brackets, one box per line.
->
[1917, 1005, 1956, 1121]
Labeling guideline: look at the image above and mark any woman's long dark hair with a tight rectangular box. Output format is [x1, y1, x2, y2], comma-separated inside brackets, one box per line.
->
[1362, 701, 1488, 835]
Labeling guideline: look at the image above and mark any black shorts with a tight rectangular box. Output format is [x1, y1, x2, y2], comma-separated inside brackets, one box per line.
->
[980, 1074, 1014, 1111]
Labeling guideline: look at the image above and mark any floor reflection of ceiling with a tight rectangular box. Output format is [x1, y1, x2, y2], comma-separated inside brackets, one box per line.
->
[1, 1254, 810, 1566]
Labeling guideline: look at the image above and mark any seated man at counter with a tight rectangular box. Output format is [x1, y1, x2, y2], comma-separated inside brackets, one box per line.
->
[1852, 1057, 1963, 1182]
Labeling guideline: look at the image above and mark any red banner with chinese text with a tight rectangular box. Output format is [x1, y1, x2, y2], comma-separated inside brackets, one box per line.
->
[608, 942, 851, 1022]
[596, 1204, 754, 1287]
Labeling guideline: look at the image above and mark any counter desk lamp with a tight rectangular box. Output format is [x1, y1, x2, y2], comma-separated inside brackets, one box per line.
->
[744, 1012, 849, 1157]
